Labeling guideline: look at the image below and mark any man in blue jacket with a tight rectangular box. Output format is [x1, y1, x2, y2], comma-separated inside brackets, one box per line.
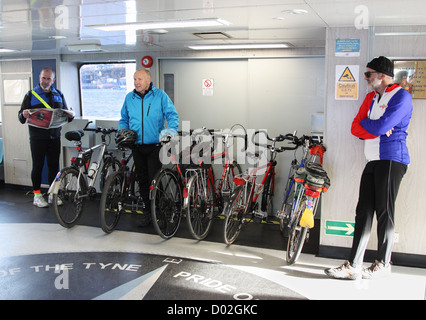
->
[119, 68, 179, 214]
[325, 56, 413, 280]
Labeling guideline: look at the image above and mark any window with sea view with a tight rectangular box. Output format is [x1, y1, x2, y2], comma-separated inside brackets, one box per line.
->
[79, 62, 136, 119]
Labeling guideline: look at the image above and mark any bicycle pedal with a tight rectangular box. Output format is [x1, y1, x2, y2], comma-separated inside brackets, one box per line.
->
[254, 211, 267, 219]
[276, 210, 288, 220]
[253, 217, 262, 224]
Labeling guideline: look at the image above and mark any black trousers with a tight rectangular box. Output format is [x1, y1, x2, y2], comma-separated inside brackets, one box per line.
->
[132, 144, 162, 209]
[30, 138, 61, 191]
[349, 160, 407, 267]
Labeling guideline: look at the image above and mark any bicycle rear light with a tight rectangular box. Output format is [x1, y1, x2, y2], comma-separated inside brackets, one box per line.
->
[234, 177, 245, 186]
[304, 188, 321, 198]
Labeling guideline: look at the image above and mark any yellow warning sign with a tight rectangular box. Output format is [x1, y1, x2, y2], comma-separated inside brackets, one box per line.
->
[335, 65, 359, 100]
[339, 67, 356, 82]
[336, 82, 358, 100]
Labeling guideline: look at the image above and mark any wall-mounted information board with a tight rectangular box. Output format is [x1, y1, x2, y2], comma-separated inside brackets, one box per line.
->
[394, 60, 426, 99]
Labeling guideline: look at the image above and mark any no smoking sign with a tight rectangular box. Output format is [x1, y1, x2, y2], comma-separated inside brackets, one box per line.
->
[202, 78, 214, 96]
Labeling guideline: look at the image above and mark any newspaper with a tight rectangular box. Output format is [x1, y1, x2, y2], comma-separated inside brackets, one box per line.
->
[27, 108, 75, 129]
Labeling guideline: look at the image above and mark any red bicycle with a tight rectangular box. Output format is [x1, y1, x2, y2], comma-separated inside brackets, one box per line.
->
[150, 125, 245, 240]
[223, 130, 297, 245]
[185, 125, 246, 240]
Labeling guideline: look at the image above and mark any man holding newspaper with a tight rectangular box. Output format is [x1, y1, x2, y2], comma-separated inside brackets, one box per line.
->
[18, 67, 74, 208]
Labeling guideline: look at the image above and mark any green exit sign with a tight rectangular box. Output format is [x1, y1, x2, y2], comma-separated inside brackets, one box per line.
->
[325, 220, 355, 237]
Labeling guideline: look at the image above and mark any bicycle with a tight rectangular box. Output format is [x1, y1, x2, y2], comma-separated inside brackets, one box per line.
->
[278, 134, 330, 264]
[185, 125, 245, 240]
[99, 129, 153, 233]
[149, 129, 204, 240]
[151, 126, 245, 240]
[48, 121, 119, 228]
[223, 130, 297, 245]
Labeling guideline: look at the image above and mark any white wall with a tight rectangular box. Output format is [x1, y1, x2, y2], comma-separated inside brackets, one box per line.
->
[0, 59, 32, 186]
[159, 56, 325, 214]
[321, 26, 426, 260]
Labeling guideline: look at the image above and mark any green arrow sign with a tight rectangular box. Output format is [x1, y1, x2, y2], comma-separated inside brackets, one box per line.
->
[325, 220, 355, 236]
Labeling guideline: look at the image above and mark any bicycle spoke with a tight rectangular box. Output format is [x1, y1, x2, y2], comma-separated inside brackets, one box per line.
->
[151, 170, 182, 239]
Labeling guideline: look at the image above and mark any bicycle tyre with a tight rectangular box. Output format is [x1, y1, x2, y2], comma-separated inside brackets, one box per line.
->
[261, 173, 274, 216]
[223, 184, 250, 245]
[286, 196, 308, 264]
[99, 157, 121, 191]
[151, 168, 183, 239]
[100, 171, 124, 233]
[53, 167, 87, 228]
[221, 161, 242, 206]
[186, 171, 215, 240]
[279, 174, 296, 235]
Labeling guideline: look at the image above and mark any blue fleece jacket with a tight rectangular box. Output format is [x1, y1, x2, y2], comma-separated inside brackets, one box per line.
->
[118, 83, 179, 145]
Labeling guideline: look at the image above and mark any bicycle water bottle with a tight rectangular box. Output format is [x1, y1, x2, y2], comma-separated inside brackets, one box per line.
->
[88, 162, 98, 179]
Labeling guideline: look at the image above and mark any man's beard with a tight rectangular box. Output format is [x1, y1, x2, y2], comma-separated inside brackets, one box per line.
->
[40, 83, 51, 91]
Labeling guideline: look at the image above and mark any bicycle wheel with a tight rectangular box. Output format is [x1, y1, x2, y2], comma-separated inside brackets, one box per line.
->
[223, 184, 250, 245]
[221, 161, 242, 206]
[286, 196, 308, 264]
[186, 171, 214, 240]
[99, 157, 121, 191]
[100, 171, 124, 233]
[53, 167, 87, 228]
[151, 168, 183, 239]
[279, 164, 298, 235]
[261, 173, 274, 217]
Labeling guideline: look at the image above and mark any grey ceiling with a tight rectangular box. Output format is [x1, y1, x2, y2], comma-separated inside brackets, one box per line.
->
[0, 0, 425, 57]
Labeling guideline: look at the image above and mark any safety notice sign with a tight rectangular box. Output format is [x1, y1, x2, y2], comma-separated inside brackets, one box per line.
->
[325, 220, 355, 237]
[335, 65, 359, 100]
[202, 78, 214, 96]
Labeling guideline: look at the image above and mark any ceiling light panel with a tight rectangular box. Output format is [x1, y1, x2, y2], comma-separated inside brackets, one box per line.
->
[88, 18, 231, 31]
[187, 43, 290, 50]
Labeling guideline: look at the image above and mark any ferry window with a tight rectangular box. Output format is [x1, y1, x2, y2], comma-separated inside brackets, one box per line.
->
[79, 62, 136, 119]
[164, 74, 175, 103]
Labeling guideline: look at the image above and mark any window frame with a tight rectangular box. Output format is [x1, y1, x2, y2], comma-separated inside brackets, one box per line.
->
[78, 61, 136, 120]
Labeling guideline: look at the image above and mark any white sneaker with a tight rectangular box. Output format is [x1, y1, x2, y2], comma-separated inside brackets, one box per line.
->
[33, 194, 49, 208]
[48, 193, 63, 206]
[362, 260, 391, 279]
[324, 261, 362, 280]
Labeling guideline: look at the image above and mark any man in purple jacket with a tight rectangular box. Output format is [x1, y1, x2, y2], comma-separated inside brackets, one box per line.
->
[325, 56, 413, 280]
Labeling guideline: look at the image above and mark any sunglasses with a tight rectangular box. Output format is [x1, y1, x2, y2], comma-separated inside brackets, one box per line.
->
[364, 71, 378, 78]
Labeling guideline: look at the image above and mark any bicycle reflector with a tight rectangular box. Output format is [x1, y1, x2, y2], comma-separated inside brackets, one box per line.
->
[304, 188, 321, 198]
[234, 177, 246, 186]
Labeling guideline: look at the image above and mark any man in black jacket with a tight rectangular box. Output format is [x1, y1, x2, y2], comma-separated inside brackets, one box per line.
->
[18, 67, 74, 207]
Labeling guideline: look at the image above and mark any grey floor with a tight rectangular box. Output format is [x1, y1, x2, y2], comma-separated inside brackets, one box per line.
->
[0, 184, 425, 300]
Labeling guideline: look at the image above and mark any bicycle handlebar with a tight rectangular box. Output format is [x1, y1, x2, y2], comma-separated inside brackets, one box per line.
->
[252, 130, 298, 152]
[294, 134, 325, 150]
[83, 121, 118, 135]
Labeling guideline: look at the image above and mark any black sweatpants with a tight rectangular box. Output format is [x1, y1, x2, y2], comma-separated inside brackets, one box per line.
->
[30, 138, 61, 191]
[132, 144, 162, 210]
[349, 160, 407, 267]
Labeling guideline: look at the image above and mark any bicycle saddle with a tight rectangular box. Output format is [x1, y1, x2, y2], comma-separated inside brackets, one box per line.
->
[65, 130, 84, 142]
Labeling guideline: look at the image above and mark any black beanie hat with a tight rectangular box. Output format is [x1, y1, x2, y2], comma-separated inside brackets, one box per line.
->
[366, 56, 394, 77]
